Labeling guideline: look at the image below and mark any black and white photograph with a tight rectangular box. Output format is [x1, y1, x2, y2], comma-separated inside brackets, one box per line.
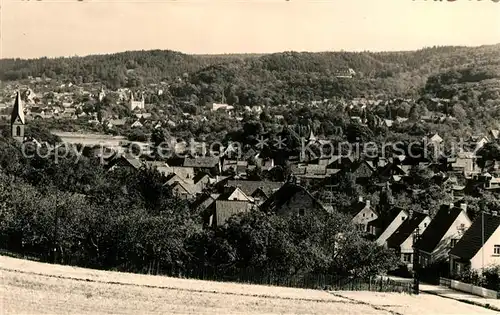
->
[1, 0, 500, 314]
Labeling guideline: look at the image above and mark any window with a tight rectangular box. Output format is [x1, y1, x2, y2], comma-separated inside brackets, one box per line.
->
[371, 213, 374, 218]
[402, 216, 406, 221]
[362, 213, 365, 217]
[424, 223, 428, 228]
[451, 239, 459, 248]
[298, 209, 305, 216]
[16, 126, 21, 137]
[494, 245, 500, 255]
[402, 253, 412, 263]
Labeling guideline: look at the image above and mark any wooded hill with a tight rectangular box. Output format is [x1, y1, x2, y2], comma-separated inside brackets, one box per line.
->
[1, 45, 499, 101]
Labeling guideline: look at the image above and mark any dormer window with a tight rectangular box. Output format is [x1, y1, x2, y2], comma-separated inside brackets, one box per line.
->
[402, 217, 406, 221]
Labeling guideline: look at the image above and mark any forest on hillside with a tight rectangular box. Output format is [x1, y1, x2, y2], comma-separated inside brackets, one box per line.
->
[1, 45, 499, 140]
[1, 45, 499, 101]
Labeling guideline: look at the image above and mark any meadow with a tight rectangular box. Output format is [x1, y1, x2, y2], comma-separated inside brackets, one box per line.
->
[1, 255, 497, 315]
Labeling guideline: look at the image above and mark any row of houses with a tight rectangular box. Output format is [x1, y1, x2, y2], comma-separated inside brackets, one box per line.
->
[104, 151, 500, 277]
[352, 197, 500, 276]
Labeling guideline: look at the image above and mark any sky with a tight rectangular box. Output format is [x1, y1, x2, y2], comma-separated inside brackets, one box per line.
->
[1, 0, 499, 59]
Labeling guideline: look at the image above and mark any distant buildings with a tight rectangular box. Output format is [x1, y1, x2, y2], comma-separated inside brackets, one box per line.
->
[334, 68, 356, 79]
[207, 103, 234, 112]
[130, 91, 145, 111]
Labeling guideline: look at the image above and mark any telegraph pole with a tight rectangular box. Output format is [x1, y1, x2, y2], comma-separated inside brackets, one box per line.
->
[412, 226, 421, 295]
[482, 210, 485, 273]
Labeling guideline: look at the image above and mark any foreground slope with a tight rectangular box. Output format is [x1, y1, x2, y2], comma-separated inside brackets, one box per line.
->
[0, 255, 497, 315]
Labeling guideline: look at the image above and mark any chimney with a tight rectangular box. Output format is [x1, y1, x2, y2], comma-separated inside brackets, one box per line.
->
[366, 200, 371, 207]
[358, 196, 363, 203]
[449, 202, 454, 210]
[459, 203, 467, 211]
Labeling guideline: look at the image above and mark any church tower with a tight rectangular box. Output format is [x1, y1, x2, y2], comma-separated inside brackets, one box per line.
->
[11, 91, 25, 142]
[98, 87, 106, 102]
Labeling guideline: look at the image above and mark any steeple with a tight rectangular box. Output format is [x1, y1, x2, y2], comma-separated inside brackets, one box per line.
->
[98, 87, 106, 102]
[11, 91, 25, 142]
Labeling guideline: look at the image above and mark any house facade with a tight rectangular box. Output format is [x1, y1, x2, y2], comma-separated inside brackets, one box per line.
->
[387, 212, 431, 268]
[260, 183, 328, 217]
[417, 203, 472, 268]
[371, 208, 409, 246]
[449, 212, 500, 275]
[350, 198, 378, 233]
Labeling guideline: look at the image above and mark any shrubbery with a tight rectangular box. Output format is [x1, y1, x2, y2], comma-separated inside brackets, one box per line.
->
[452, 265, 500, 291]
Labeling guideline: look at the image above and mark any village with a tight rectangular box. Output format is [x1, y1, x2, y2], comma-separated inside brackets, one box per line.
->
[5, 84, 500, 288]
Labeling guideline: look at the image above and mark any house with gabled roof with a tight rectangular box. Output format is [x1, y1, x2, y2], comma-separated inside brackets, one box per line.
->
[450, 212, 500, 275]
[428, 133, 443, 145]
[170, 180, 195, 200]
[131, 120, 143, 128]
[350, 160, 376, 184]
[165, 173, 190, 186]
[377, 162, 408, 181]
[387, 211, 431, 268]
[260, 183, 328, 217]
[472, 136, 489, 153]
[225, 180, 283, 198]
[106, 154, 142, 172]
[218, 186, 253, 202]
[416, 203, 472, 268]
[193, 173, 212, 193]
[350, 197, 378, 233]
[369, 207, 410, 246]
[204, 200, 253, 227]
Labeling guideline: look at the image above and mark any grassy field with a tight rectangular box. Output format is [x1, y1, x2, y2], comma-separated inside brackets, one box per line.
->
[1, 255, 497, 315]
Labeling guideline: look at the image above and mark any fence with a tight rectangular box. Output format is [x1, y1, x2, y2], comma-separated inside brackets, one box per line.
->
[1, 249, 412, 294]
[166, 267, 413, 294]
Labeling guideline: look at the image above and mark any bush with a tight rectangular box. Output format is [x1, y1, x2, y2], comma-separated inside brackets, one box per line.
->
[452, 265, 500, 291]
[483, 265, 500, 291]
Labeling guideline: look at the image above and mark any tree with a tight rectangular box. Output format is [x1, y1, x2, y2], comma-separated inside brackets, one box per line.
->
[151, 128, 167, 148]
[408, 103, 419, 121]
[452, 103, 467, 120]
